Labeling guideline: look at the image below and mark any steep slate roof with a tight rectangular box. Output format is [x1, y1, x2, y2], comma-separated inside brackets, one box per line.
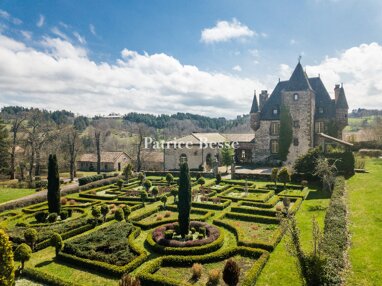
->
[285, 62, 312, 91]
[309, 77, 336, 119]
[259, 63, 337, 120]
[336, 87, 349, 109]
[250, 94, 259, 113]
[79, 151, 130, 163]
[259, 80, 288, 120]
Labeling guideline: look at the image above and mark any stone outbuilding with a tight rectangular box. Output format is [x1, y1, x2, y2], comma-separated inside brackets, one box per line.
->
[77, 151, 131, 172]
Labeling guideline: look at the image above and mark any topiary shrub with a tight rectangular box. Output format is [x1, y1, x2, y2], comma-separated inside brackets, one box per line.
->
[122, 206, 131, 220]
[143, 180, 152, 192]
[100, 204, 109, 222]
[115, 208, 125, 221]
[151, 186, 159, 198]
[197, 177, 206, 186]
[50, 233, 63, 256]
[14, 243, 32, 270]
[34, 211, 48, 223]
[278, 167, 291, 190]
[60, 211, 68, 221]
[24, 228, 38, 251]
[215, 173, 221, 185]
[191, 263, 203, 280]
[47, 212, 58, 223]
[223, 258, 240, 286]
[165, 173, 174, 186]
[207, 269, 220, 286]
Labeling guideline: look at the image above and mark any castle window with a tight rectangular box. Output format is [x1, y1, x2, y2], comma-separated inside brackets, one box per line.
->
[272, 108, 278, 115]
[270, 140, 279, 154]
[315, 122, 325, 133]
[293, 138, 299, 146]
[293, 93, 299, 101]
[270, 122, 280, 135]
[293, 120, 300, 128]
[318, 107, 324, 114]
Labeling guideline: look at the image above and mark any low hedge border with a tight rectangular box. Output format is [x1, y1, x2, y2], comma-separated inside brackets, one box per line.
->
[220, 179, 257, 187]
[137, 246, 269, 286]
[213, 212, 282, 251]
[146, 225, 224, 255]
[23, 208, 86, 227]
[238, 196, 279, 209]
[57, 227, 148, 277]
[278, 187, 309, 199]
[231, 198, 303, 217]
[35, 223, 95, 251]
[22, 268, 84, 286]
[218, 189, 275, 203]
[191, 198, 231, 210]
[209, 184, 231, 193]
[132, 208, 213, 230]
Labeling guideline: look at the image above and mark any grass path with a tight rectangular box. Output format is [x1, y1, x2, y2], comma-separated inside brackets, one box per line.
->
[346, 158, 382, 286]
[256, 186, 330, 286]
[0, 188, 35, 204]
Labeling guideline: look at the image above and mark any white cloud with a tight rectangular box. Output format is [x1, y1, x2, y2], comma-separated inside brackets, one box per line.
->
[51, 27, 70, 41]
[37, 14, 45, 27]
[0, 34, 265, 118]
[201, 18, 255, 44]
[20, 30, 32, 40]
[232, 65, 242, 72]
[0, 9, 22, 25]
[278, 43, 382, 110]
[89, 24, 96, 36]
[73, 32, 86, 44]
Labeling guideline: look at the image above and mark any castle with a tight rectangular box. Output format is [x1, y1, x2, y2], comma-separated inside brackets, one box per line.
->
[250, 61, 349, 164]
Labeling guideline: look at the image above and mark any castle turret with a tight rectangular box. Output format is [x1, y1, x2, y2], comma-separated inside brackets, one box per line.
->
[250, 90, 260, 131]
[259, 90, 269, 111]
[335, 83, 349, 138]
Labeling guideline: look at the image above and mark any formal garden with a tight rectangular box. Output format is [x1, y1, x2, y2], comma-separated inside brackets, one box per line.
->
[0, 156, 313, 286]
[1, 151, 379, 286]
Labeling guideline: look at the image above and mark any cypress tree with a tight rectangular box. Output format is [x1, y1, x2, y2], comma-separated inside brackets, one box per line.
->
[279, 105, 293, 161]
[177, 162, 191, 238]
[0, 229, 15, 286]
[47, 154, 61, 214]
[0, 117, 9, 175]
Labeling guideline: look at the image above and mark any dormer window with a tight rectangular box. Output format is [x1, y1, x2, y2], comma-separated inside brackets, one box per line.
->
[293, 93, 299, 101]
[273, 108, 278, 115]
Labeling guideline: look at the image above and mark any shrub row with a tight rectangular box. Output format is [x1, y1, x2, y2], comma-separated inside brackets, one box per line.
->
[23, 268, 84, 286]
[239, 196, 280, 209]
[57, 227, 148, 277]
[321, 177, 349, 285]
[78, 173, 118, 186]
[218, 189, 275, 203]
[35, 223, 95, 251]
[137, 246, 269, 286]
[191, 199, 231, 210]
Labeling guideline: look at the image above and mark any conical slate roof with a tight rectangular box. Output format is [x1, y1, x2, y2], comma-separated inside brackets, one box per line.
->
[250, 93, 259, 113]
[336, 86, 349, 109]
[286, 62, 312, 91]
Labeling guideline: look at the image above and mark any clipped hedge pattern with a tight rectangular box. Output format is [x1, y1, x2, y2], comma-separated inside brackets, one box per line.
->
[23, 268, 84, 286]
[137, 246, 269, 286]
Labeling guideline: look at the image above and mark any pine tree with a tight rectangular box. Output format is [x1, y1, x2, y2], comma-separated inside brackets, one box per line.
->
[47, 154, 61, 214]
[0, 117, 9, 175]
[178, 162, 191, 238]
[0, 229, 15, 286]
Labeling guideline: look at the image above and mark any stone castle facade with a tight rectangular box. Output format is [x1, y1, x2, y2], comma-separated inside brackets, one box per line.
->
[250, 61, 349, 164]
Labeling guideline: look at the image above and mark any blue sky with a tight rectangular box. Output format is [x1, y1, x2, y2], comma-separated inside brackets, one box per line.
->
[0, 0, 382, 117]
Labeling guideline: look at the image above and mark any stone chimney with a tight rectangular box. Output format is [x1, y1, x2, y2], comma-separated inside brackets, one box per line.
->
[334, 84, 340, 103]
[259, 90, 268, 111]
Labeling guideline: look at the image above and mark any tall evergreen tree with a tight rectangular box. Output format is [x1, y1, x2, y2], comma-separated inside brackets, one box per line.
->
[0, 117, 9, 175]
[47, 154, 61, 214]
[0, 229, 15, 286]
[279, 105, 293, 161]
[177, 162, 191, 238]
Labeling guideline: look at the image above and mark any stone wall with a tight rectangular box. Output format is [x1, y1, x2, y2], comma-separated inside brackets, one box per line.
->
[252, 120, 278, 163]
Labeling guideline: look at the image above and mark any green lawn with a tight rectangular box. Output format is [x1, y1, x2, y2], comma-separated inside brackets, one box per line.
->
[346, 158, 382, 286]
[257, 186, 331, 286]
[0, 187, 35, 204]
